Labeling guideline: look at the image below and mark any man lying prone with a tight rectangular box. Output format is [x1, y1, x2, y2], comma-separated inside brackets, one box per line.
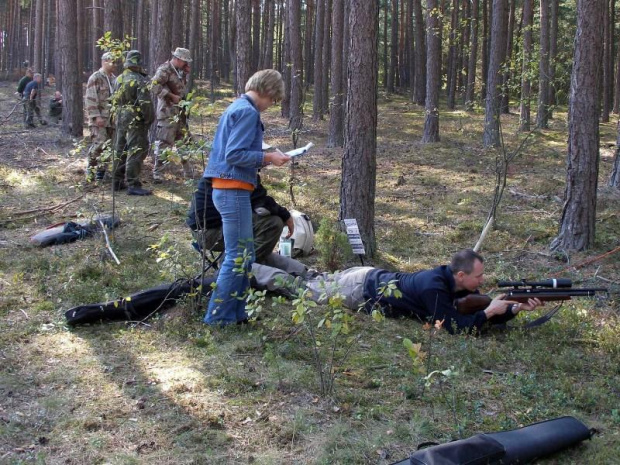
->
[250, 248, 543, 334]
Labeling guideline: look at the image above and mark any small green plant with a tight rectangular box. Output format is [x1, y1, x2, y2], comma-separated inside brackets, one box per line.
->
[314, 217, 353, 271]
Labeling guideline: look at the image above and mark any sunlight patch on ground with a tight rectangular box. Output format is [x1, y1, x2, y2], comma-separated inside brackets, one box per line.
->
[152, 190, 187, 204]
[1, 167, 39, 188]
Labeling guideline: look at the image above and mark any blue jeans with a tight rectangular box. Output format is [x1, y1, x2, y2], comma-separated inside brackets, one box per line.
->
[204, 188, 255, 325]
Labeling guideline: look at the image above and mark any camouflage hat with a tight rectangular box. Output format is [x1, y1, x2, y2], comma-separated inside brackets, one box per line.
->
[124, 50, 143, 68]
[101, 52, 115, 61]
[172, 47, 192, 63]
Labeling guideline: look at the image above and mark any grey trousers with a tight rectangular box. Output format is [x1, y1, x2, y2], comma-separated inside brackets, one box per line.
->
[251, 265, 374, 310]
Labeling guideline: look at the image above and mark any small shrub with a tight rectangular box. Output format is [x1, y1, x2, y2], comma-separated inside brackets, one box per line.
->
[314, 217, 353, 271]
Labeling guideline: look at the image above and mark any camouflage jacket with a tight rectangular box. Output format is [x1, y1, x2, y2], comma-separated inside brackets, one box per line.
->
[151, 61, 187, 123]
[113, 69, 154, 128]
[84, 68, 116, 126]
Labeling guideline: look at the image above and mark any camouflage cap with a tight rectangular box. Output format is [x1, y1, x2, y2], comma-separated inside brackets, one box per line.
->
[101, 52, 115, 61]
[172, 47, 192, 63]
[124, 50, 143, 68]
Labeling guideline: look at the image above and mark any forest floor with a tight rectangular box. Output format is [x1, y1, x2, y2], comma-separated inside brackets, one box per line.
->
[0, 79, 619, 465]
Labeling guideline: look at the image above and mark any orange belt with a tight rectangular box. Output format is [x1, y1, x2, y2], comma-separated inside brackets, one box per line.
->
[212, 178, 254, 191]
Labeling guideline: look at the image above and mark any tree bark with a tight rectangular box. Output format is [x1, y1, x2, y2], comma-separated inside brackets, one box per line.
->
[446, 0, 459, 109]
[313, 0, 325, 120]
[483, 0, 508, 147]
[551, 0, 605, 252]
[413, 0, 426, 105]
[519, 0, 534, 131]
[235, 0, 252, 94]
[103, 0, 122, 40]
[536, 0, 550, 128]
[465, 0, 479, 110]
[34, 0, 44, 74]
[500, 0, 515, 114]
[58, 0, 83, 136]
[251, 0, 260, 73]
[340, 0, 378, 257]
[601, 0, 612, 122]
[422, 0, 441, 143]
[387, 0, 398, 93]
[609, 120, 620, 187]
[289, 0, 304, 132]
[328, 0, 345, 147]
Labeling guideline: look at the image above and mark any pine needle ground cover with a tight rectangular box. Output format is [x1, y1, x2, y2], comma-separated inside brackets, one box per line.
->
[1, 83, 619, 464]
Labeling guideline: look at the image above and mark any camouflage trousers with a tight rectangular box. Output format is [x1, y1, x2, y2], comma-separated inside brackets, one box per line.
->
[114, 123, 150, 188]
[192, 213, 284, 265]
[87, 126, 114, 176]
[153, 121, 190, 179]
[23, 99, 42, 126]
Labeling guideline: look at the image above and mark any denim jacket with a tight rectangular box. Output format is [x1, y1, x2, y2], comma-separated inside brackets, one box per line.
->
[203, 94, 265, 186]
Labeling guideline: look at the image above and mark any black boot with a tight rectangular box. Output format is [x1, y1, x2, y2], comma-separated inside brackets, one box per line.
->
[127, 186, 152, 196]
[112, 181, 127, 191]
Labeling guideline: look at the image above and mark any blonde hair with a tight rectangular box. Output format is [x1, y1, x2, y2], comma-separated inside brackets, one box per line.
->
[245, 69, 285, 102]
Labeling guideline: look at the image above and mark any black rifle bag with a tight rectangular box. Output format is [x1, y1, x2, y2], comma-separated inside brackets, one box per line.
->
[64, 277, 215, 326]
[390, 416, 593, 465]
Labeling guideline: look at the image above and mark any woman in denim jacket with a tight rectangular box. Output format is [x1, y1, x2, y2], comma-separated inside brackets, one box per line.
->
[202, 70, 290, 325]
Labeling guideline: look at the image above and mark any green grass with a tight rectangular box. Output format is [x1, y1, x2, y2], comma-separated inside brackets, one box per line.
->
[0, 83, 619, 464]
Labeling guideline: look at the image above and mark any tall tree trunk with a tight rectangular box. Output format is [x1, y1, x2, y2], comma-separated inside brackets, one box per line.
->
[328, 0, 344, 147]
[481, 0, 489, 100]
[422, 0, 441, 142]
[59, 0, 83, 136]
[446, 0, 460, 109]
[304, 0, 314, 86]
[103, 0, 122, 40]
[251, 0, 260, 73]
[551, 0, 604, 251]
[382, 0, 388, 88]
[519, 0, 534, 131]
[34, 0, 44, 73]
[235, 0, 252, 93]
[171, 0, 185, 47]
[313, 0, 325, 120]
[77, 0, 84, 76]
[387, 0, 398, 93]
[321, 0, 331, 112]
[536, 0, 550, 128]
[413, 0, 426, 104]
[340, 0, 378, 257]
[483, 0, 508, 147]
[407, 0, 415, 98]
[500, 0, 515, 113]
[188, 0, 201, 91]
[149, 0, 159, 73]
[609, 120, 620, 187]
[465, 0, 479, 110]
[153, 0, 173, 72]
[289, 0, 304, 132]
[601, 0, 612, 122]
[280, 0, 291, 118]
[548, 0, 559, 115]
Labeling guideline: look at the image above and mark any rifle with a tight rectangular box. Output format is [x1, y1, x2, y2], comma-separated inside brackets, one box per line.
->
[456, 279, 608, 316]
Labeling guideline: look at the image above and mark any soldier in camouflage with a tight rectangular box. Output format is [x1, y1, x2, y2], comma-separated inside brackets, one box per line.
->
[151, 47, 192, 182]
[84, 52, 117, 181]
[112, 50, 154, 196]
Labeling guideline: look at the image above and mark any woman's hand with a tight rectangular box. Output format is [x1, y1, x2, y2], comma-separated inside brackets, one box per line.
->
[264, 150, 291, 166]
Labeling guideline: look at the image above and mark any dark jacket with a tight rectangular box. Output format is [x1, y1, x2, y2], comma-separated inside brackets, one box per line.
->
[17, 75, 32, 97]
[363, 265, 516, 334]
[187, 175, 291, 231]
[113, 68, 154, 128]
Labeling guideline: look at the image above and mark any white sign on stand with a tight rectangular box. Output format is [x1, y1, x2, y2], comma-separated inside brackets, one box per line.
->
[343, 219, 366, 256]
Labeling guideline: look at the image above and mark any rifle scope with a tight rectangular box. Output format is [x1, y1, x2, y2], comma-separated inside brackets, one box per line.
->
[497, 278, 572, 289]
